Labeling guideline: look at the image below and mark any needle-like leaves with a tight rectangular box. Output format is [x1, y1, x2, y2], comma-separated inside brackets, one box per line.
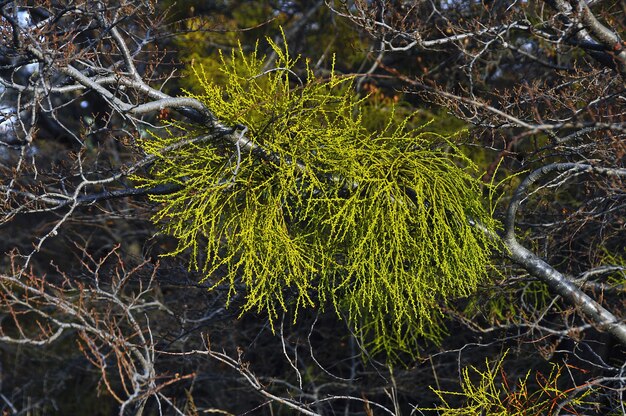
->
[135, 37, 497, 358]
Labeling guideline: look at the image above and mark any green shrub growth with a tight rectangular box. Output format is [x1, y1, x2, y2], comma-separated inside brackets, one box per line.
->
[421, 351, 596, 415]
[135, 35, 497, 357]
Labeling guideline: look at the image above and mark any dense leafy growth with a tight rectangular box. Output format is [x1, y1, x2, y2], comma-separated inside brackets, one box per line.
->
[136, 37, 497, 357]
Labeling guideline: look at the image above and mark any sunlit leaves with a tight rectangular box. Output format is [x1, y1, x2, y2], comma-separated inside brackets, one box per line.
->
[136, 37, 497, 358]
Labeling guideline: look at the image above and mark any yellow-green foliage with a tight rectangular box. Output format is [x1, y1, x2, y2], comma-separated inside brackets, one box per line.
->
[598, 249, 626, 288]
[135, 36, 497, 357]
[422, 352, 596, 415]
[171, 1, 369, 92]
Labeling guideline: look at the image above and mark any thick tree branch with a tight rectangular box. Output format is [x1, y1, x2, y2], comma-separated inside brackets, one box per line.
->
[503, 162, 626, 346]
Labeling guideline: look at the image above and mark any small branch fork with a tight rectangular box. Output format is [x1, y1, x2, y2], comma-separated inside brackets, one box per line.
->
[0, 246, 191, 415]
[163, 332, 399, 416]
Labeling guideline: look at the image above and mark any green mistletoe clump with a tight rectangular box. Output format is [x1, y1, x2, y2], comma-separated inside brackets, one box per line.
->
[135, 36, 497, 358]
